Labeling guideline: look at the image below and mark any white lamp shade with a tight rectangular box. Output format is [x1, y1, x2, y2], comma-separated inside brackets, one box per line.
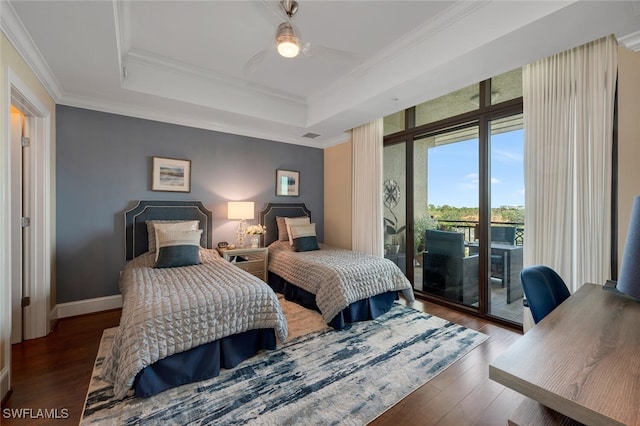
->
[617, 196, 640, 299]
[227, 201, 255, 220]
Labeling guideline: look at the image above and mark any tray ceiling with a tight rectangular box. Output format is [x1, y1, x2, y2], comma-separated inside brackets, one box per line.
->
[3, 0, 640, 147]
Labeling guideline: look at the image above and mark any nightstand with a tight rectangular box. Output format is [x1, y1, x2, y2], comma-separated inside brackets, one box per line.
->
[219, 247, 269, 282]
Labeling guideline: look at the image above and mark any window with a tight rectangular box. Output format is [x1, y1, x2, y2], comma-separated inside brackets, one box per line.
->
[383, 68, 524, 327]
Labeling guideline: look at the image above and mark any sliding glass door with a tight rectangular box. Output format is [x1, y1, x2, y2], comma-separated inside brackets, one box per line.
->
[415, 126, 480, 306]
[383, 68, 524, 327]
[488, 114, 525, 322]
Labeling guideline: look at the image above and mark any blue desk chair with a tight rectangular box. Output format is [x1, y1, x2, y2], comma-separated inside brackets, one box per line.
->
[520, 265, 570, 323]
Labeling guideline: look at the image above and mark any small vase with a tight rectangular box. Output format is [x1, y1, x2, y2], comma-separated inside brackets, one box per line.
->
[250, 235, 260, 248]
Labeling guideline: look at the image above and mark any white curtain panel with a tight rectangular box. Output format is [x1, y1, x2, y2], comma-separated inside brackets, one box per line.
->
[351, 119, 384, 256]
[523, 35, 617, 292]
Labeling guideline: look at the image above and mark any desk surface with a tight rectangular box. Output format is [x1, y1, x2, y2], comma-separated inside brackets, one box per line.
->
[489, 283, 640, 426]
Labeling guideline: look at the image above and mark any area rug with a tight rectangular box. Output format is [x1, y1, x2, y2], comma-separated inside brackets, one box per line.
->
[81, 298, 488, 425]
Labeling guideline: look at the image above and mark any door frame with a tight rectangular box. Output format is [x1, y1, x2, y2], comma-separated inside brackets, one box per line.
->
[1, 67, 52, 398]
[8, 68, 52, 340]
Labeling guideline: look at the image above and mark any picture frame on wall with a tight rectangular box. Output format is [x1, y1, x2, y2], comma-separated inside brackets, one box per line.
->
[152, 156, 191, 192]
[276, 169, 300, 197]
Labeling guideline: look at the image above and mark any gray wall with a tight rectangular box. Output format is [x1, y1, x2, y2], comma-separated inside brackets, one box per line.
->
[56, 105, 324, 303]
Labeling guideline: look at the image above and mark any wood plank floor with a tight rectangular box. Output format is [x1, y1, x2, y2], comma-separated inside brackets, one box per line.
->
[1, 301, 524, 425]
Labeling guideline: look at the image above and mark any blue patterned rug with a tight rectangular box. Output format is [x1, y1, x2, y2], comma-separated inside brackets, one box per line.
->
[81, 300, 487, 425]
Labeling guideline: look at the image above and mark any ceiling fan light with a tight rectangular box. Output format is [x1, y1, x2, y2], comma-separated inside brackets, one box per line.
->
[277, 38, 300, 58]
[276, 22, 300, 58]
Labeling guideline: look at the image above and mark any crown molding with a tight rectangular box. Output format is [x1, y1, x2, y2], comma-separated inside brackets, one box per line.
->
[112, 0, 128, 85]
[59, 92, 335, 148]
[1, 0, 64, 101]
[619, 30, 640, 52]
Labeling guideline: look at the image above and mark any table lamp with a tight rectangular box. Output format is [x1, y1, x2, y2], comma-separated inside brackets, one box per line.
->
[228, 201, 254, 248]
[616, 196, 640, 299]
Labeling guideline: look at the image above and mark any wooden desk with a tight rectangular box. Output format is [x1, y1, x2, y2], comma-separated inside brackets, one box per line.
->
[489, 283, 640, 426]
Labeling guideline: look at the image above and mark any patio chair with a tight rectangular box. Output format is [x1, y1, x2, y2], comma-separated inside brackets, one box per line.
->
[490, 226, 517, 285]
[423, 230, 479, 304]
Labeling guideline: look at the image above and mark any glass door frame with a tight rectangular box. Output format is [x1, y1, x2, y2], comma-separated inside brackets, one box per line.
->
[384, 81, 524, 328]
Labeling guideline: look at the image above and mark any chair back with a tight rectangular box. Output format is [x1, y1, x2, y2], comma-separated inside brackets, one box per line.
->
[425, 229, 464, 258]
[491, 226, 516, 245]
[520, 265, 570, 323]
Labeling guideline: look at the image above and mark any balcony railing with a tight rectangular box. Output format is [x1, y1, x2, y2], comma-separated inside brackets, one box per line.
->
[436, 220, 525, 246]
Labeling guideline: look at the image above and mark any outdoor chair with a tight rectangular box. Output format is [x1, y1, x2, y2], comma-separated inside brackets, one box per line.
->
[423, 229, 479, 304]
[490, 226, 517, 284]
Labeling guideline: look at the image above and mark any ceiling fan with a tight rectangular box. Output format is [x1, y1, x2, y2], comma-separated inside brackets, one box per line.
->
[244, 0, 360, 74]
[274, 0, 304, 58]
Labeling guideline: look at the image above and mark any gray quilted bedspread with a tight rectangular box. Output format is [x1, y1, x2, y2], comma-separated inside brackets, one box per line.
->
[268, 242, 415, 323]
[102, 249, 288, 399]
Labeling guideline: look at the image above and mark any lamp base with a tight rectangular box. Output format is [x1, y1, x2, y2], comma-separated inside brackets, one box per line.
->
[236, 219, 247, 248]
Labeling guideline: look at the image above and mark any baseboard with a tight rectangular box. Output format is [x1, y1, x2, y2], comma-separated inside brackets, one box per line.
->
[54, 295, 123, 319]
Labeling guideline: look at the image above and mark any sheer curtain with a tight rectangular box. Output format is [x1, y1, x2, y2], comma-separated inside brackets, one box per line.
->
[351, 119, 384, 256]
[523, 35, 617, 292]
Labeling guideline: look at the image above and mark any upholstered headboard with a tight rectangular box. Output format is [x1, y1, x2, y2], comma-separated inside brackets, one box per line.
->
[124, 200, 213, 260]
[258, 202, 311, 246]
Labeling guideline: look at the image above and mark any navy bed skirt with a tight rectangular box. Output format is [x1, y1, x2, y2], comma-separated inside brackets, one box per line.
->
[133, 328, 276, 397]
[268, 273, 398, 329]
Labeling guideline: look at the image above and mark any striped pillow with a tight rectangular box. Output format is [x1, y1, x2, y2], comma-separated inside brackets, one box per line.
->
[284, 216, 311, 246]
[146, 220, 199, 253]
[290, 223, 319, 252]
[155, 229, 203, 268]
[276, 216, 289, 241]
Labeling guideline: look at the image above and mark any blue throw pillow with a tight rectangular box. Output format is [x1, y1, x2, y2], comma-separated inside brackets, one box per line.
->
[290, 223, 319, 252]
[155, 229, 203, 268]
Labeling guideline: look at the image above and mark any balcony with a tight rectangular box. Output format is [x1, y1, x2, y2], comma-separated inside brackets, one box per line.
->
[413, 220, 525, 324]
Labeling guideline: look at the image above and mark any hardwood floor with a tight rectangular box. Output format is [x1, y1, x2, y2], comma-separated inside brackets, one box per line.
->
[1, 301, 523, 425]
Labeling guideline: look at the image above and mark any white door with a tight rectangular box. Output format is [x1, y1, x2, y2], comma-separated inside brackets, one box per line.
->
[10, 107, 32, 344]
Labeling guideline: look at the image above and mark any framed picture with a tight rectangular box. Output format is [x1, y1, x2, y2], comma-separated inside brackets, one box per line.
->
[152, 157, 191, 192]
[276, 169, 300, 197]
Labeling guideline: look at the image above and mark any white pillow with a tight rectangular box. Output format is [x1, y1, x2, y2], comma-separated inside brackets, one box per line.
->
[284, 216, 311, 246]
[146, 220, 199, 253]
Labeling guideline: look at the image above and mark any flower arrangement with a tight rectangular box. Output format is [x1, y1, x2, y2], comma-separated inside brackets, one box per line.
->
[246, 224, 267, 235]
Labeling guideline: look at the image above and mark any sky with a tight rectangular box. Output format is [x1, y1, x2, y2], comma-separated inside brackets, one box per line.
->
[427, 129, 524, 208]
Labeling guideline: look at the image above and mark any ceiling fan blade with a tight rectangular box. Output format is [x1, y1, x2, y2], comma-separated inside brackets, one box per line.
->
[300, 44, 364, 64]
[243, 49, 270, 75]
[257, 0, 288, 23]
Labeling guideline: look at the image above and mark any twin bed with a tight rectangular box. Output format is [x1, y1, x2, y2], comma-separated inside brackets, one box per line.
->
[102, 200, 413, 399]
[259, 203, 414, 329]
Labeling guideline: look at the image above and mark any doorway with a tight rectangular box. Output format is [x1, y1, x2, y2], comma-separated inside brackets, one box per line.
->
[7, 73, 53, 342]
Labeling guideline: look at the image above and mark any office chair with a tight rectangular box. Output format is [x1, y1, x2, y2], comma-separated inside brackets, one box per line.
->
[520, 265, 570, 323]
